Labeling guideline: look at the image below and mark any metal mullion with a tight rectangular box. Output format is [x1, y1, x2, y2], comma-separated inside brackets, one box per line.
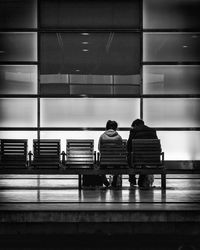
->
[37, 0, 40, 141]
[140, 0, 143, 120]
[143, 62, 200, 65]
[30, 127, 200, 131]
[0, 62, 38, 65]
[143, 29, 200, 33]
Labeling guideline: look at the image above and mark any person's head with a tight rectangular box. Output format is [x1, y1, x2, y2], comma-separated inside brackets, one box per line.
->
[131, 119, 144, 128]
[106, 120, 118, 131]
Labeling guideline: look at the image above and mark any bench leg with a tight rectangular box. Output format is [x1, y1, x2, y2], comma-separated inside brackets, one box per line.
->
[161, 173, 166, 190]
[78, 174, 82, 190]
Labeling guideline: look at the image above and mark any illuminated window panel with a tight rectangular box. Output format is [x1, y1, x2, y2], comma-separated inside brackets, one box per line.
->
[143, 0, 200, 29]
[40, 0, 140, 29]
[0, 0, 37, 29]
[143, 65, 200, 95]
[0, 33, 37, 61]
[40, 131, 129, 152]
[0, 98, 37, 127]
[143, 33, 200, 62]
[70, 74, 112, 84]
[40, 98, 140, 128]
[157, 131, 200, 160]
[144, 98, 200, 128]
[0, 65, 37, 95]
[114, 75, 140, 84]
[0, 131, 37, 152]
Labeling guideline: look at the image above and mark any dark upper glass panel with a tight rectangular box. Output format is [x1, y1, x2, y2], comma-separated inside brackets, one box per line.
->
[143, 65, 200, 95]
[40, 0, 140, 29]
[0, 65, 37, 94]
[143, 33, 200, 62]
[40, 32, 140, 96]
[0, 0, 37, 29]
[0, 33, 37, 61]
[144, 0, 200, 29]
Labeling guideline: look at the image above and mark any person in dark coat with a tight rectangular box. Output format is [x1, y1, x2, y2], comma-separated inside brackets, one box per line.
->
[127, 119, 158, 188]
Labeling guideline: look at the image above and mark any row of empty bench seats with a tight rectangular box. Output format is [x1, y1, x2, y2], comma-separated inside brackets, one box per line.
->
[0, 139, 164, 169]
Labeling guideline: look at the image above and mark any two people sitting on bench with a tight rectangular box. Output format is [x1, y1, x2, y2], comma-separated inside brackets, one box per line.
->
[127, 119, 158, 189]
[99, 120, 123, 188]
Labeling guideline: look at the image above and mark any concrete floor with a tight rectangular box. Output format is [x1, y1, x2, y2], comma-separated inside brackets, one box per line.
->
[0, 175, 199, 250]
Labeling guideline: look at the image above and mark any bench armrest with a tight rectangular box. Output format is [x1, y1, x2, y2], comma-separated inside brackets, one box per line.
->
[61, 151, 66, 165]
[28, 151, 33, 167]
[161, 152, 165, 166]
[94, 151, 97, 164]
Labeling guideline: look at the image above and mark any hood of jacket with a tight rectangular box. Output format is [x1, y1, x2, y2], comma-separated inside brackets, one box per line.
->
[103, 129, 119, 137]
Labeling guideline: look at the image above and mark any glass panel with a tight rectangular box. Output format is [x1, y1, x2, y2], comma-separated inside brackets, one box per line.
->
[143, 65, 200, 95]
[144, 98, 200, 127]
[40, 32, 140, 96]
[0, 131, 37, 152]
[0, 98, 37, 127]
[41, 131, 129, 152]
[0, 0, 37, 28]
[41, 98, 140, 127]
[0, 65, 37, 94]
[0, 33, 37, 61]
[70, 85, 112, 96]
[40, 0, 140, 29]
[114, 85, 140, 95]
[70, 74, 112, 84]
[143, 33, 200, 62]
[143, 0, 200, 29]
[157, 131, 200, 160]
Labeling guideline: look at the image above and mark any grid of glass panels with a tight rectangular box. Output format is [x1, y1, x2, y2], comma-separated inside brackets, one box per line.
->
[143, 0, 200, 161]
[0, 0, 38, 150]
[0, 0, 200, 162]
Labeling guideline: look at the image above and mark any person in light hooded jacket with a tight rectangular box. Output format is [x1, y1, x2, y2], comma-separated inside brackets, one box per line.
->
[98, 120, 123, 187]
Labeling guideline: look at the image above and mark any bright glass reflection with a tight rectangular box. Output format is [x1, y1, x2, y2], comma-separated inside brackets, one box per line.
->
[0, 131, 37, 152]
[0, 98, 37, 127]
[0, 65, 37, 94]
[143, 65, 200, 95]
[157, 131, 200, 160]
[144, 98, 200, 127]
[0, 33, 37, 61]
[40, 74, 140, 96]
[143, 33, 200, 62]
[40, 131, 129, 152]
[143, 0, 200, 29]
[0, 0, 37, 28]
[41, 98, 140, 127]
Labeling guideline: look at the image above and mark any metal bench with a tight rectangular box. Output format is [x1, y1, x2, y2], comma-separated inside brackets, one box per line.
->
[30, 139, 61, 168]
[98, 140, 128, 169]
[131, 139, 166, 189]
[65, 139, 95, 169]
[0, 139, 28, 168]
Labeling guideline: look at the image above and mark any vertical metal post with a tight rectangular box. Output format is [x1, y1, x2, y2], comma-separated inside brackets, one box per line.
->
[78, 174, 82, 190]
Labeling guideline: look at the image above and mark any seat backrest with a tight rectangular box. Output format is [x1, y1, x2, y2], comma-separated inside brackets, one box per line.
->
[99, 139, 128, 168]
[132, 139, 162, 166]
[66, 139, 94, 167]
[33, 139, 60, 165]
[0, 139, 27, 167]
